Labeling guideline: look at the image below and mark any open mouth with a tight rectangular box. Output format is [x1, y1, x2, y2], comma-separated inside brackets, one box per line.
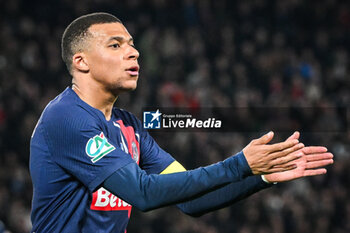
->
[126, 66, 139, 76]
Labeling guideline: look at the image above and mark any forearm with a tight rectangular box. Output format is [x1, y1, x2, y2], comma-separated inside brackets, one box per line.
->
[176, 175, 272, 217]
[103, 152, 251, 211]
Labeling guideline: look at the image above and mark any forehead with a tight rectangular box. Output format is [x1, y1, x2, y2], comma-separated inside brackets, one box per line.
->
[88, 22, 132, 41]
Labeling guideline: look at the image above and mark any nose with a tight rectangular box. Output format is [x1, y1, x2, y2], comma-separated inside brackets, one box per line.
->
[125, 45, 139, 60]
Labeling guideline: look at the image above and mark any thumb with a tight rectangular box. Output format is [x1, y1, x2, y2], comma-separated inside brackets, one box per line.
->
[286, 131, 300, 141]
[255, 131, 274, 145]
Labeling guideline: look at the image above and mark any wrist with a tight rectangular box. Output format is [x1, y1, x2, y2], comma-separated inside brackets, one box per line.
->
[261, 175, 277, 185]
[225, 151, 252, 180]
[236, 151, 253, 177]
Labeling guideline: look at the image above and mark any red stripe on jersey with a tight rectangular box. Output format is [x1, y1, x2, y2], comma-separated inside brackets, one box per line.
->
[116, 120, 140, 165]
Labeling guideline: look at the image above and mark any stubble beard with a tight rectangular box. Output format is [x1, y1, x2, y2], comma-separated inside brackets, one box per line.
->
[106, 80, 138, 96]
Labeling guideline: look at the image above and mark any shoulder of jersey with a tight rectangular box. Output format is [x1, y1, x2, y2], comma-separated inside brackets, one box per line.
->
[42, 91, 96, 124]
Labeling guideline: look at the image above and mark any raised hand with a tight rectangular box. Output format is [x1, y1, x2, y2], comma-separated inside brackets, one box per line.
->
[262, 132, 334, 183]
[243, 131, 305, 175]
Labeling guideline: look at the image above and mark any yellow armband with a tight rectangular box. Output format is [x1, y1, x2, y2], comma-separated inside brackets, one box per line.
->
[160, 161, 186, 174]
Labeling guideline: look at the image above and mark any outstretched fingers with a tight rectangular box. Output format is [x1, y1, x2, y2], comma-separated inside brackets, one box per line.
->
[302, 146, 327, 154]
[306, 159, 334, 169]
[303, 168, 327, 176]
[265, 139, 300, 153]
[253, 131, 275, 145]
[267, 143, 304, 164]
[286, 131, 300, 141]
[267, 164, 297, 173]
[306, 152, 333, 162]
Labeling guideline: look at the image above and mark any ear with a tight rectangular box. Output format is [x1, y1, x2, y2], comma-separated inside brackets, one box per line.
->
[72, 53, 89, 72]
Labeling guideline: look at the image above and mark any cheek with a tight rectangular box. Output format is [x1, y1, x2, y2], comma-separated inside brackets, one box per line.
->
[90, 53, 121, 74]
[101, 55, 123, 72]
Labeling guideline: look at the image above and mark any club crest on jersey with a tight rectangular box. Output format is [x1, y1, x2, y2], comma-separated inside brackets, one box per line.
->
[85, 132, 115, 163]
[131, 141, 139, 163]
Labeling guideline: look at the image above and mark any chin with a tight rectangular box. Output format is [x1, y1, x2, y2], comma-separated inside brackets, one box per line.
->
[126, 86, 137, 91]
[130, 79, 138, 89]
[110, 83, 138, 95]
[125, 81, 138, 91]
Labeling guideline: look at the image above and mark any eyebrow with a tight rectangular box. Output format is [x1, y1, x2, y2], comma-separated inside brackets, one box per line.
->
[107, 36, 134, 44]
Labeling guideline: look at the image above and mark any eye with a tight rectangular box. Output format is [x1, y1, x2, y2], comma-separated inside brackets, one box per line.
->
[109, 43, 120, 49]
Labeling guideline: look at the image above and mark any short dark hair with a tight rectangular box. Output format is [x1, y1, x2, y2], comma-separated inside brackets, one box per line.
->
[61, 12, 122, 73]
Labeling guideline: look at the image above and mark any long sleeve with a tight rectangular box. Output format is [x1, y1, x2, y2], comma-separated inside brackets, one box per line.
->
[103, 152, 252, 211]
[176, 175, 272, 217]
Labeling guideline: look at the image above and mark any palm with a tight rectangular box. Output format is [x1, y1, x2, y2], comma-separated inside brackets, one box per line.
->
[264, 146, 333, 183]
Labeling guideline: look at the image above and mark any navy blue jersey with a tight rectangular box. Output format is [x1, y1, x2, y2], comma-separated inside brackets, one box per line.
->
[30, 87, 174, 233]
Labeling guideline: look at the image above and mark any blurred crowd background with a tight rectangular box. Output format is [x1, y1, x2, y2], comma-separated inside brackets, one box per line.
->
[0, 0, 349, 232]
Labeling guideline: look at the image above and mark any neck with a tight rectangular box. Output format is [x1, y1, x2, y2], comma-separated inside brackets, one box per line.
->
[72, 81, 117, 121]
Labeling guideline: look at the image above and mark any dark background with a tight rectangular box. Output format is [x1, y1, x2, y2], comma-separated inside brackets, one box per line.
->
[0, 0, 349, 232]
